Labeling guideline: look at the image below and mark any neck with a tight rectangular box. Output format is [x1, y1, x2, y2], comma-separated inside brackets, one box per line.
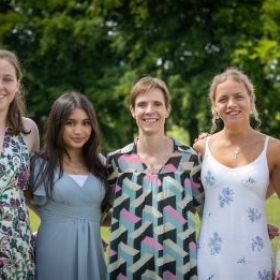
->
[64, 151, 84, 164]
[222, 127, 254, 144]
[137, 135, 170, 155]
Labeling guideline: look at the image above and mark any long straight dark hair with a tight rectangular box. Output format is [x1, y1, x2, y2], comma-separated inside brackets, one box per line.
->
[30, 91, 111, 213]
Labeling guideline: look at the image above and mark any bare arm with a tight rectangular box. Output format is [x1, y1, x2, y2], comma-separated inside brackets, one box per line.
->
[268, 138, 280, 199]
[193, 136, 207, 157]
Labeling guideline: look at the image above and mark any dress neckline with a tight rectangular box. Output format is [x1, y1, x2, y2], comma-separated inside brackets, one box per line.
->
[205, 136, 269, 170]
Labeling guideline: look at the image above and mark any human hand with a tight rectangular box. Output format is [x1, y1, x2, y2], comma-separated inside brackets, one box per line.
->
[194, 132, 210, 143]
[267, 224, 279, 240]
[102, 238, 108, 251]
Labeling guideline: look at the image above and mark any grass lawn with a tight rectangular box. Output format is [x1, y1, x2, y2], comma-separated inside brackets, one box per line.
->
[29, 194, 280, 259]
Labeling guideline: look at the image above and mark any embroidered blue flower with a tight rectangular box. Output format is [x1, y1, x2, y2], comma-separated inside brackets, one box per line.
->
[219, 187, 234, 207]
[204, 170, 215, 187]
[258, 270, 271, 280]
[251, 236, 264, 251]
[247, 207, 261, 223]
[208, 232, 222, 255]
[237, 257, 246, 264]
[246, 177, 256, 184]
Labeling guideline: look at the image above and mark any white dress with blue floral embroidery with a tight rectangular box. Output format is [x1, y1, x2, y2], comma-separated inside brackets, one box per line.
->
[197, 136, 273, 280]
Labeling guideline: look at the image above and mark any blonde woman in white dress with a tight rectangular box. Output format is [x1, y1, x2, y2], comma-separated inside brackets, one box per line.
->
[194, 68, 280, 280]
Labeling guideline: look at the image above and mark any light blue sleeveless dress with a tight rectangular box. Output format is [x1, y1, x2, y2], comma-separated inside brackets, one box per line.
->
[30, 159, 107, 280]
[197, 136, 274, 280]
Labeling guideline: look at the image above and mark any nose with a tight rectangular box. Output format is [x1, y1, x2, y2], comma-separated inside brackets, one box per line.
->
[145, 103, 154, 114]
[73, 124, 83, 134]
[227, 97, 236, 107]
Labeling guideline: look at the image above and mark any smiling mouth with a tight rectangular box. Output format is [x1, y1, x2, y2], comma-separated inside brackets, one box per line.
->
[227, 111, 240, 116]
[144, 119, 157, 123]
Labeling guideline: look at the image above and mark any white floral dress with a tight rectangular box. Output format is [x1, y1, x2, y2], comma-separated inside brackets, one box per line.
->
[197, 136, 274, 280]
[0, 131, 34, 280]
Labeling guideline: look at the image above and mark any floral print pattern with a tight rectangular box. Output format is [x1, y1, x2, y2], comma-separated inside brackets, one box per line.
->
[218, 187, 234, 207]
[0, 132, 34, 280]
[247, 207, 261, 223]
[208, 232, 222, 255]
[251, 236, 264, 252]
[258, 270, 271, 280]
[204, 170, 215, 187]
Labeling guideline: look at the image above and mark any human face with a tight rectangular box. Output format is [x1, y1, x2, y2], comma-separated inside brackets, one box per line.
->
[214, 78, 252, 126]
[62, 108, 92, 152]
[0, 58, 19, 113]
[130, 88, 170, 136]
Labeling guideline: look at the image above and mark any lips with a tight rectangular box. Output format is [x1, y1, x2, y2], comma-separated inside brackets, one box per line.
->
[143, 118, 157, 123]
[226, 111, 240, 116]
[72, 138, 85, 143]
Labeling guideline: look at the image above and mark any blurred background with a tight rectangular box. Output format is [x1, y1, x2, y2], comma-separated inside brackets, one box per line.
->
[1, 0, 280, 153]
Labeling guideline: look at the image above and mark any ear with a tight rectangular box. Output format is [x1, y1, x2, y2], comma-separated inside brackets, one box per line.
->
[130, 105, 135, 118]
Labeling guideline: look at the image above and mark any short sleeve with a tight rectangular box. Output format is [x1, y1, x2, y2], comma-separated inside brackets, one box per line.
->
[191, 152, 205, 217]
[106, 152, 119, 206]
[29, 156, 47, 206]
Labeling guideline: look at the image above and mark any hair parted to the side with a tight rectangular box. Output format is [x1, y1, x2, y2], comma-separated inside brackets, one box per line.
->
[130, 75, 171, 109]
[0, 49, 29, 135]
[209, 67, 261, 133]
[30, 91, 111, 212]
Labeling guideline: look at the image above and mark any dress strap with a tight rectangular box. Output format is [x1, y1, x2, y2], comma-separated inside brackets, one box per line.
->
[204, 136, 210, 156]
[263, 136, 270, 152]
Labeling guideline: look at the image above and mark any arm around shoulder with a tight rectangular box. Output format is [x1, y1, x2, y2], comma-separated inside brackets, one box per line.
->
[193, 137, 207, 157]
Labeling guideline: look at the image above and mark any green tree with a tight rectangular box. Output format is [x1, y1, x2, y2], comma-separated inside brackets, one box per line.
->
[1, 0, 280, 151]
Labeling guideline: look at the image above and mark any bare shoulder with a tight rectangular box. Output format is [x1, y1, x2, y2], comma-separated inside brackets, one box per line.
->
[22, 117, 38, 130]
[268, 135, 280, 150]
[267, 135, 280, 164]
[22, 117, 40, 152]
[267, 135, 280, 197]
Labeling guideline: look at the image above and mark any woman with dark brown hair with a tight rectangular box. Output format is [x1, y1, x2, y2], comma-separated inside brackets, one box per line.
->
[28, 91, 111, 280]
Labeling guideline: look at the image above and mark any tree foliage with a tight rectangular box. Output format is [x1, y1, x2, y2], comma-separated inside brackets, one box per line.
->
[0, 0, 279, 152]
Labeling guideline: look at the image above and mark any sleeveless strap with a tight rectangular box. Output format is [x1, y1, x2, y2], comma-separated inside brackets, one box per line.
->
[205, 136, 210, 156]
[263, 136, 270, 152]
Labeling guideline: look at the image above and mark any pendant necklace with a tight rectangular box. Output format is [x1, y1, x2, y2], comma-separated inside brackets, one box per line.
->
[232, 138, 261, 161]
[234, 149, 241, 160]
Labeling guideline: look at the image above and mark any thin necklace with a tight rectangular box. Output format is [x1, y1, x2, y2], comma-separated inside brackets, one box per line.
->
[63, 159, 88, 174]
[232, 139, 261, 161]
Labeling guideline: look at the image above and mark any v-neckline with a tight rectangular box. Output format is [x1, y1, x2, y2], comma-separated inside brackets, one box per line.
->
[133, 138, 175, 174]
[55, 167, 90, 188]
